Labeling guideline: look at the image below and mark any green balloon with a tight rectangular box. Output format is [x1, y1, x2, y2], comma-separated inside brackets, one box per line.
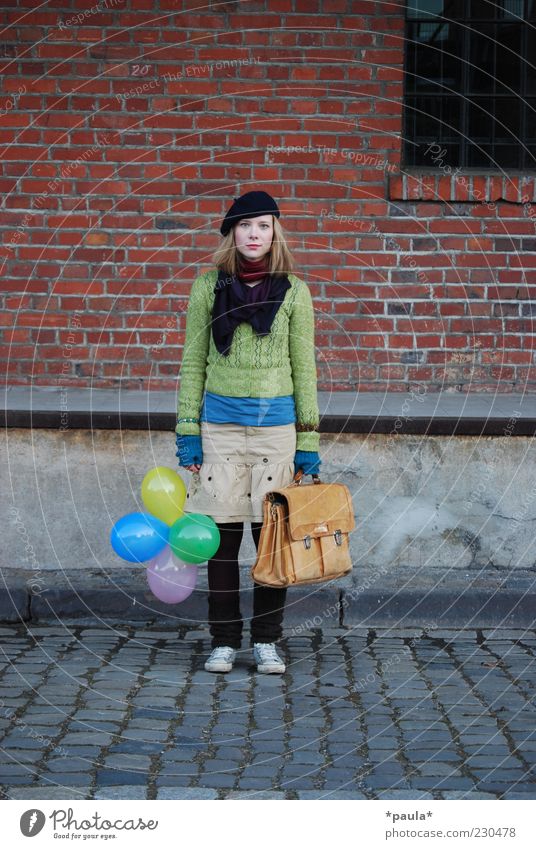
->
[169, 513, 221, 564]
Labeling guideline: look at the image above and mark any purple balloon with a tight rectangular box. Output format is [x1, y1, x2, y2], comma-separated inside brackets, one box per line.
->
[146, 544, 198, 604]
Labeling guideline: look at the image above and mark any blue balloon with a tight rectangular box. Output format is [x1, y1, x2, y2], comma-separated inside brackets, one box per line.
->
[110, 512, 169, 563]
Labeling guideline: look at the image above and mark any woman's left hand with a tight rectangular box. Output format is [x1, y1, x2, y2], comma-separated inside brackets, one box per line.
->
[294, 450, 321, 476]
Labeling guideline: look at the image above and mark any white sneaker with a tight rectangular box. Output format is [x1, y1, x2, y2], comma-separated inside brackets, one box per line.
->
[253, 642, 286, 674]
[204, 646, 237, 673]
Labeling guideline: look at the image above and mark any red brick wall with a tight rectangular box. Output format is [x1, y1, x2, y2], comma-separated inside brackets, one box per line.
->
[1, 0, 535, 393]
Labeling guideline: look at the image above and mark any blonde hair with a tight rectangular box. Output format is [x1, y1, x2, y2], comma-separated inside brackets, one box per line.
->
[211, 215, 295, 276]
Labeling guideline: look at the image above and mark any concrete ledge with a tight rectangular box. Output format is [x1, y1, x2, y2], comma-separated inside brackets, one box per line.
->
[0, 588, 29, 622]
[29, 587, 209, 624]
[3, 386, 536, 435]
[341, 587, 536, 629]
[0, 583, 340, 626]
[1, 580, 535, 628]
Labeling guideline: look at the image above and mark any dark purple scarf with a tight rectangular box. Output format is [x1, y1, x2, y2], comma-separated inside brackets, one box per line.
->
[211, 260, 291, 356]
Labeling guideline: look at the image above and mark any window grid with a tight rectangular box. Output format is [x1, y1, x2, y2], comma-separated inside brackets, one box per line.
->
[403, 0, 535, 170]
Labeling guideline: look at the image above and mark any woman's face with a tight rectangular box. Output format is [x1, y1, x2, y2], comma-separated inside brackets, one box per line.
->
[233, 215, 273, 260]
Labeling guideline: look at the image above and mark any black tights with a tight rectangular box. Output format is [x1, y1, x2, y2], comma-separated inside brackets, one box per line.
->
[206, 520, 287, 649]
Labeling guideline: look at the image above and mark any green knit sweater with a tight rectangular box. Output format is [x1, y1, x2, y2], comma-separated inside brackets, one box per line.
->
[176, 268, 320, 452]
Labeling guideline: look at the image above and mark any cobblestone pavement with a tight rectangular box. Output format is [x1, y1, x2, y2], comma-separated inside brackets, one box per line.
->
[0, 625, 535, 801]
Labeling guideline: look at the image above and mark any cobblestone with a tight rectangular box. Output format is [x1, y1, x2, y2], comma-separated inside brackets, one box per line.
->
[1, 625, 535, 800]
[157, 787, 217, 799]
[94, 786, 147, 800]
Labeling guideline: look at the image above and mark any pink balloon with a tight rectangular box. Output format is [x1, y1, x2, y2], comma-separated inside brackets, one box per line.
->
[146, 544, 198, 604]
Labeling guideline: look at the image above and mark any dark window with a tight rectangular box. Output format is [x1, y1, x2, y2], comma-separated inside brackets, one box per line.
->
[403, 1, 536, 169]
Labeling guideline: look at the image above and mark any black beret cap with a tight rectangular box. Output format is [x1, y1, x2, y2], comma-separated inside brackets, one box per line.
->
[220, 190, 280, 237]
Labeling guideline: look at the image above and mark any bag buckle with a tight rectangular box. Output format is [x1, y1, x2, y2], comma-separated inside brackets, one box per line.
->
[334, 529, 342, 546]
[303, 535, 312, 549]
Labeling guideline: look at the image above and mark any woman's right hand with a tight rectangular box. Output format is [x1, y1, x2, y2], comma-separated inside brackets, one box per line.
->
[185, 464, 201, 473]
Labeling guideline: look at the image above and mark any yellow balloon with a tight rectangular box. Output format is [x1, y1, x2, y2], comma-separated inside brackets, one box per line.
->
[141, 466, 186, 526]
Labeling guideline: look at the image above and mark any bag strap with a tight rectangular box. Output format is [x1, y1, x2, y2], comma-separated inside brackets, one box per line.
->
[288, 469, 322, 487]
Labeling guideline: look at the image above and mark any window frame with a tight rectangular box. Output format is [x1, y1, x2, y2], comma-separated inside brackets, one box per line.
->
[402, 0, 536, 174]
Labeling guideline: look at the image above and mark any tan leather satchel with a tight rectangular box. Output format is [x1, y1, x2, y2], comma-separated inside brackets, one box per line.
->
[251, 470, 355, 587]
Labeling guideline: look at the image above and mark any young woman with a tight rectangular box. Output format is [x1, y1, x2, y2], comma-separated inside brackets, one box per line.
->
[175, 190, 321, 674]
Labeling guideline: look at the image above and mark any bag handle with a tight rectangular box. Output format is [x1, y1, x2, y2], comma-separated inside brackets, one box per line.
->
[289, 469, 322, 486]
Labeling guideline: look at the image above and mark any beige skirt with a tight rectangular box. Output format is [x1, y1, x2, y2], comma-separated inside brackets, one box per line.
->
[183, 420, 296, 523]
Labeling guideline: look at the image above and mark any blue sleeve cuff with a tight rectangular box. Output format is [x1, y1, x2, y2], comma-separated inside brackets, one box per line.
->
[176, 434, 203, 466]
[294, 450, 321, 475]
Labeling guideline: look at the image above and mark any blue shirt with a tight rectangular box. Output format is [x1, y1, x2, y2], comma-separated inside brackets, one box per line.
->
[200, 391, 296, 427]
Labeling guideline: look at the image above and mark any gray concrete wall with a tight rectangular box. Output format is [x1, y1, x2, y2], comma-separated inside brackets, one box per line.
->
[2, 428, 536, 625]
